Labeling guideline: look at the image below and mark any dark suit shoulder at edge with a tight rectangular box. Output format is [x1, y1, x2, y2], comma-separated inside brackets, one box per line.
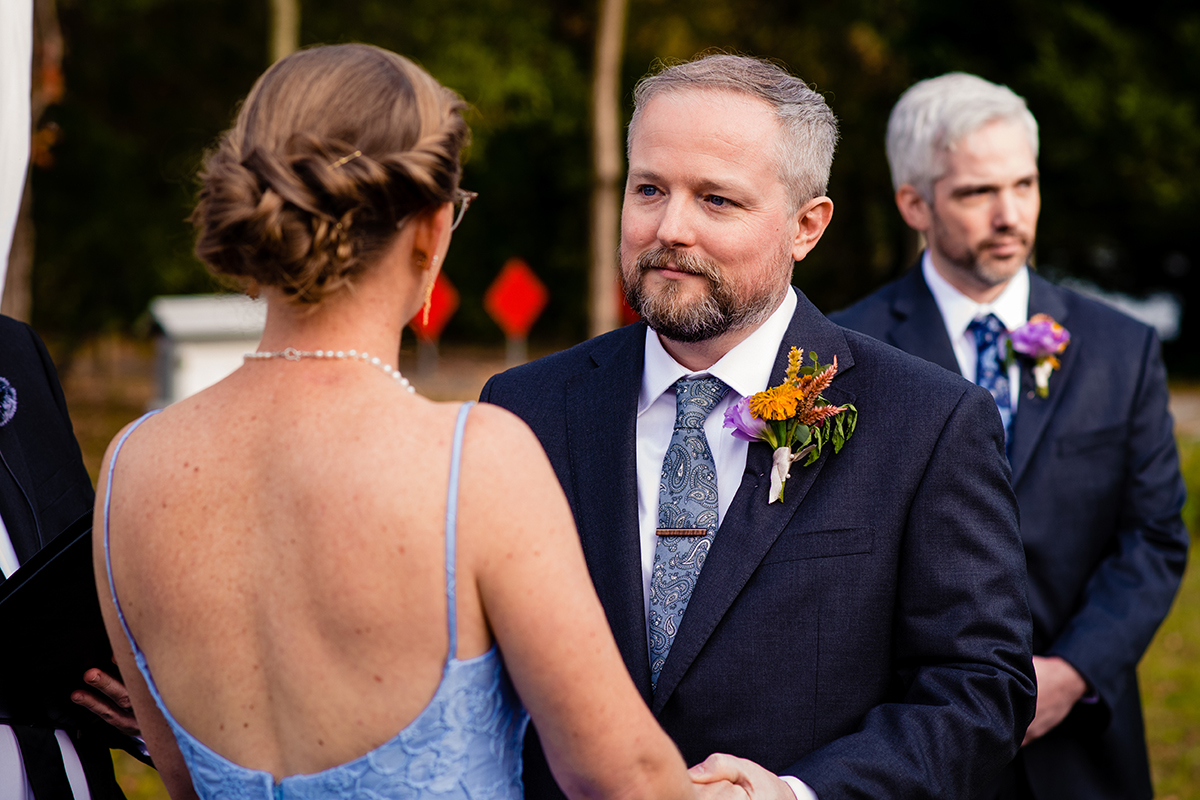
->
[827, 266, 919, 325]
[486, 323, 644, 389]
[0, 314, 44, 358]
[838, 325, 974, 395]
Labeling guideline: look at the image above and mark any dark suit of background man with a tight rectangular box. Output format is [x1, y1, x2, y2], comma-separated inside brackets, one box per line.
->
[831, 72, 1189, 800]
[483, 54, 1036, 800]
[0, 314, 133, 799]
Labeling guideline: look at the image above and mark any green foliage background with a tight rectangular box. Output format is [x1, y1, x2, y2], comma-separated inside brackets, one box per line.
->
[30, 0, 1200, 366]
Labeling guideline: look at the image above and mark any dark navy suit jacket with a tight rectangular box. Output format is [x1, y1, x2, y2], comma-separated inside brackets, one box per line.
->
[482, 290, 1037, 799]
[0, 314, 128, 799]
[831, 267, 1189, 800]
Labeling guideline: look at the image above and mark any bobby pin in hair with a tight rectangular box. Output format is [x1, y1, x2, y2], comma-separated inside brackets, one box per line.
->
[330, 150, 363, 169]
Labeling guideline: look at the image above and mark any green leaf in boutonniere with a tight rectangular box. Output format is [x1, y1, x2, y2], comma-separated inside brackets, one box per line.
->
[723, 347, 857, 503]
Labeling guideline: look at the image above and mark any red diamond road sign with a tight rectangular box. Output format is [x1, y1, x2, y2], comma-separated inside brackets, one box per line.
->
[484, 258, 549, 340]
[408, 272, 459, 342]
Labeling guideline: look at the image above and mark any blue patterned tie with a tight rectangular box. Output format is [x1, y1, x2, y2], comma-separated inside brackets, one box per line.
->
[968, 314, 1012, 445]
[649, 376, 729, 691]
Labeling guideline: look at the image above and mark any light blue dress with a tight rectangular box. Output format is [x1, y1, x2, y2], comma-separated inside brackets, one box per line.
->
[103, 403, 529, 799]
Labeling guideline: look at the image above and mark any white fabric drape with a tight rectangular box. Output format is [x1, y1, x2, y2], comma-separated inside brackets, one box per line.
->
[0, 0, 34, 303]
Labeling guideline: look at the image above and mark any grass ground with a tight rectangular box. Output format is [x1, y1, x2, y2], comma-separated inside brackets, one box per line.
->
[1144, 436, 1200, 799]
[51, 342, 1198, 799]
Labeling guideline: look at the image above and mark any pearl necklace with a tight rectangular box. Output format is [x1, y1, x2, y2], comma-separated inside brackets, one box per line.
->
[244, 347, 415, 393]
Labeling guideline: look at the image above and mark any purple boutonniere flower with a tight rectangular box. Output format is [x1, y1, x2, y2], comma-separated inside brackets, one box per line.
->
[0, 377, 16, 427]
[1005, 314, 1070, 398]
[723, 396, 767, 441]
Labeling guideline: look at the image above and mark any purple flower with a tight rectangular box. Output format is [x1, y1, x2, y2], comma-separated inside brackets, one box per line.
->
[723, 396, 767, 442]
[1007, 313, 1070, 359]
[0, 377, 15, 427]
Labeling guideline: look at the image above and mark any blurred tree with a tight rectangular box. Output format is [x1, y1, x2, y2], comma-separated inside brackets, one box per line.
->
[270, 0, 300, 63]
[32, 0, 268, 347]
[29, 0, 1200, 368]
[588, 0, 627, 338]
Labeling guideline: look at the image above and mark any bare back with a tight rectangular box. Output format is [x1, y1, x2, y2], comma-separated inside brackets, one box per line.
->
[103, 362, 493, 778]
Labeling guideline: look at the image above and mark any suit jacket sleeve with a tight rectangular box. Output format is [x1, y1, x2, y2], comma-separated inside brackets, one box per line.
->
[1044, 327, 1188, 713]
[790, 383, 1036, 798]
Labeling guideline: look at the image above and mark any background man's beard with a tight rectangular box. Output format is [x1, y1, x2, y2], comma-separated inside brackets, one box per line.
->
[932, 221, 1033, 287]
[621, 247, 783, 343]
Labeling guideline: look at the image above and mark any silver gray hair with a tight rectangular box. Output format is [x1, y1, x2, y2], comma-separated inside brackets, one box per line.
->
[886, 72, 1039, 201]
[628, 54, 838, 210]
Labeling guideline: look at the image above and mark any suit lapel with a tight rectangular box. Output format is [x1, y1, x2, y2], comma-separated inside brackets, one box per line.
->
[0, 431, 42, 568]
[1008, 275, 1075, 487]
[885, 266, 962, 375]
[651, 293, 856, 712]
[564, 325, 654, 699]
[0, 421, 43, 565]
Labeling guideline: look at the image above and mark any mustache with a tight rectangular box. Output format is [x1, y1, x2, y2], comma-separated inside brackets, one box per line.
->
[982, 231, 1033, 247]
[635, 247, 723, 283]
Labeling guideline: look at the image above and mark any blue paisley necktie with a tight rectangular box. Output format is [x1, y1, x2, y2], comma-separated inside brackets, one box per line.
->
[968, 314, 1013, 445]
[649, 376, 729, 691]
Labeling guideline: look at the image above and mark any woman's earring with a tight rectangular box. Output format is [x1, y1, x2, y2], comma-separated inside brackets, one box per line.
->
[422, 279, 435, 326]
[422, 256, 439, 326]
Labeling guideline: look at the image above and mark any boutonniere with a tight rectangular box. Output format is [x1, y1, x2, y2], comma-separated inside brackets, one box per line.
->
[0, 377, 15, 427]
[1005, 314, 1071, 398]
[723, 346, 858, 504]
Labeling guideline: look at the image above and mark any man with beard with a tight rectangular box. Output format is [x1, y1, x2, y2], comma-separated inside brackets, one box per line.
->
[831, 73, 1188, 800]
[482, 55, 1036, 799]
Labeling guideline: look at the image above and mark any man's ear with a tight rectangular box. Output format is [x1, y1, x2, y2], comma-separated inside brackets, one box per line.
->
[791, 196, 834, 262]
[895, 184, 932, 232]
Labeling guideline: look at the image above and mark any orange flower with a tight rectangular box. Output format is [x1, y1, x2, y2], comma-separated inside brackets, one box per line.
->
[749, 384, 802, 421]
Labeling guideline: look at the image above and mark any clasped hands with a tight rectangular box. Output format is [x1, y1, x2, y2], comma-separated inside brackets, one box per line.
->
[65, 658, 1086, 791]
[689, 753, 798, 800]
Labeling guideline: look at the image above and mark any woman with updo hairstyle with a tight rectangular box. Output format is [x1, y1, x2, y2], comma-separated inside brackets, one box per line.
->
[94, 44, 694, 800]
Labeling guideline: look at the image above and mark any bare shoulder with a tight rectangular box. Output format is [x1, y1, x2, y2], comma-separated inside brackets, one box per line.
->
[462, 401, 546, 460]
[456, 401, 573, 545]
[98, 412, 165, 488]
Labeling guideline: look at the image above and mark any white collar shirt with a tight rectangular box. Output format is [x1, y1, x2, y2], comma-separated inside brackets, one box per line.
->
[0, 512, 19, 579]
[921, 251, 1029, 411]
[634, 287, 816, 800]
[635, 286, 796, 643]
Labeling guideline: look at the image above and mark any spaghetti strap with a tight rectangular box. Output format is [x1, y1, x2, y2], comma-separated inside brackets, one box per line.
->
[444, 402, 473, 662]
[95, 400, 528, 798]
[103, 410, 163, 649]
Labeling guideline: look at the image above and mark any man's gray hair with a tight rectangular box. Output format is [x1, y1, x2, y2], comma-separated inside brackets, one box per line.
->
[886, 72, 1039, 201]
[629, 54, 838, 209]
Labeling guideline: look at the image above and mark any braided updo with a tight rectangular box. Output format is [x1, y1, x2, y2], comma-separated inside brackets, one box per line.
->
[193, 44, 469, 304]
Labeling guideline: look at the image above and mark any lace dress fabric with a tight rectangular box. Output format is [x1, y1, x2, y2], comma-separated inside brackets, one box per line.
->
[103, 403, 529, 799]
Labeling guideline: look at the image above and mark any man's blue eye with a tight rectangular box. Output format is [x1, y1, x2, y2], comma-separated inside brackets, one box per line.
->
[638, 185, 659, 197]
[708, 195, 729, 206]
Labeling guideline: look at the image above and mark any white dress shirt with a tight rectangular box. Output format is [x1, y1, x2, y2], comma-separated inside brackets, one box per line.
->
[921, 251, 1029, 411]
[635, 287, 817, 800]
[0, 511, 93, 800]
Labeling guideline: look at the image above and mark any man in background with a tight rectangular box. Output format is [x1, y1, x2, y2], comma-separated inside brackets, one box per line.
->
[832, 72, 1188, 800]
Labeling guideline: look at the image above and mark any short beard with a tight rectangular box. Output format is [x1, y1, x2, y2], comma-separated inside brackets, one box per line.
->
[931, 216, 1032, 289]
[621, 247, 784, 343]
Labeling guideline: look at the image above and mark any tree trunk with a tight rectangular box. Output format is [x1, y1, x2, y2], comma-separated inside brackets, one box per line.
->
[270, 0, 300, 64]
[587, 0, 627, 338]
